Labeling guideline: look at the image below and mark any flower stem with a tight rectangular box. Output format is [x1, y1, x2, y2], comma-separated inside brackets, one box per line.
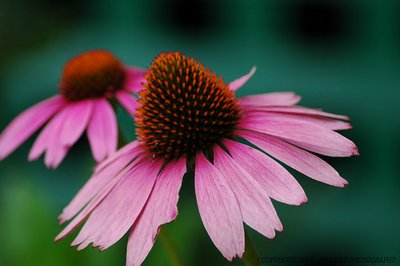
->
[242, 231, 261, 266]
[159, 226, 183, 266]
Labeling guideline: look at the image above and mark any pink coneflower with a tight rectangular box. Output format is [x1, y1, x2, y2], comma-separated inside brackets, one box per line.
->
[56, 52, 358, 265]
[0, 50, 145, 168]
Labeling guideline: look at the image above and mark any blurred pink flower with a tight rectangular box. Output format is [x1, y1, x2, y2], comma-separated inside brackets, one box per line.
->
[0, 50, 145, 168]
[56, 52, 358, 265]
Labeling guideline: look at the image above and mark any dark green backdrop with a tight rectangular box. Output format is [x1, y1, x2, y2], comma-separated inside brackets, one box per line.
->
[0, 0, 399, 265]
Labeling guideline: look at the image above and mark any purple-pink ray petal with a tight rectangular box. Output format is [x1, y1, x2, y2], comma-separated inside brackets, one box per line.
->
[240, 114, 358, 157]
[116, 90, 139, 117]
[71, 158, 162, 250]
[238, 130, 348, 187]
[244, 111, 351, 131]
[0, 95, 64, 160]
[60, 99, 93, 146]
[31, 99, 92, 168]
[239, 92, 301, 106]
[214, 145, 282, 237]
[30, 107, 70, 169]
[55, 155, 143, 242]
[59, 142, 142, 224]
[28, 111, 62, 162]
[195, 152, 244, 261]
[229, 66, 256, 92]
[87, 99, 118, 162]
[94, 141, 140, 174]
[223, 139, 307, 205]
[126, 158, 187, 266]
[241, 105, 349, 120]
[123, 67, 147, 93]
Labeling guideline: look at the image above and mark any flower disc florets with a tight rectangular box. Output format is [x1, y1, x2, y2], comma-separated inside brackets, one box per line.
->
[136, 52, 241, 159]
[59, 50, 126, 101]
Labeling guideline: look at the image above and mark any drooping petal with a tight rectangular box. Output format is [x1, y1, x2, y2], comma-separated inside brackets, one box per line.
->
[195, 152, 244, 261]
[60, 99, 93, 146]
[87, 99, 118, 162]
[126, 158, 187, 266]
[0, 95, 64, 160]
[123, 67, 147, 93]
[28, 107, 69, 168]
[45, 132, 69, 169]
[59, 141, 142, 224]
[116, 90, 139, 117]
[94, 140, 140, 173]
[71, 158, 162, 251]
[39, 100, 93, 168]
[238, 130, 348, 187]
[223, 139, 307, 205]
[28, 111, 63, 162]
[244, 110, 351, 131]
[246, 105, 349, 120]
[229, 66, 256, 92]
[239, 92, 301, 106]
[55, 155, 141, 242]
[239, 114, 358, 157]
[214, 145, 282, 238]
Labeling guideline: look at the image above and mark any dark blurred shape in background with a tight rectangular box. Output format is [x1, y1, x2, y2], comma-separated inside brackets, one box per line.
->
[153, 0, 223, 36]
[282, 0, 354, 45]
[0, 0, 87, 61]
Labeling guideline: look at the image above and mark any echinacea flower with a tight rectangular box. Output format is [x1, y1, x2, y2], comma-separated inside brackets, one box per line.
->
[56, 52, 358, 265]
[0, 50, 145, 168]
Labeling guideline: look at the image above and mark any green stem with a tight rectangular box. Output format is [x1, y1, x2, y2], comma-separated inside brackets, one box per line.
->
[159, 226, 183, 266]
[242, 231, 261, 266]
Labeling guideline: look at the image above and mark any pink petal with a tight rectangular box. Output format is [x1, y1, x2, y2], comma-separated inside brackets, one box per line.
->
[41, 100, 93, 169]
[28, 112, 61, 162]
[28, 106, 69, 169]
[123, 67, 147, 93]
[238, 92, 301, 106]
[45, 143, 68, 169]
[87, 99, 118, 162]
[244, 110, 351, 131]
[248, 106, 349, 120]
[94, 140, 140, 174]
[59, 141, 142, 224]
[229, 66, 256, 92]
[0, 95, 64, 160]
[60, 99, 93, 146]
[55, 156, 141, 242]
[240, 114, 358, 157]
[126, 158, 187, 266]
[223, 139, 307, 205]
[116, 90, 139, 117]
[214, 145, 282, 238]
[238, 130, 348, 187]
[71, 158, 162, 250]
[195, 152, 244, 261]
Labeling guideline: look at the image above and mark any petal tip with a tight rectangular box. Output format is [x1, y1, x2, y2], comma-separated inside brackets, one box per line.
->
[340, 179, 349, 188]
[299, 196, 308, 206]
[58, 214, 67, 224]
[276, 224, 284, 232]
[352, 147, 360, 156]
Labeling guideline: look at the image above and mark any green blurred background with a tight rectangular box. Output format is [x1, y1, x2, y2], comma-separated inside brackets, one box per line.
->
[0, 0, 399, 265]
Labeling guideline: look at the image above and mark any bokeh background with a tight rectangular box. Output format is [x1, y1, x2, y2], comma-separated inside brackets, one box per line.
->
[0, 0, 399, 265]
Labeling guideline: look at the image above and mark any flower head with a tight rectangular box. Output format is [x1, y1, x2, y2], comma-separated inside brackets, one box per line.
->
[60, 50, 127, 100]
[57, 52, 358, 265]
[0, 50, 146, 168]
[136, 52, 240, 159]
